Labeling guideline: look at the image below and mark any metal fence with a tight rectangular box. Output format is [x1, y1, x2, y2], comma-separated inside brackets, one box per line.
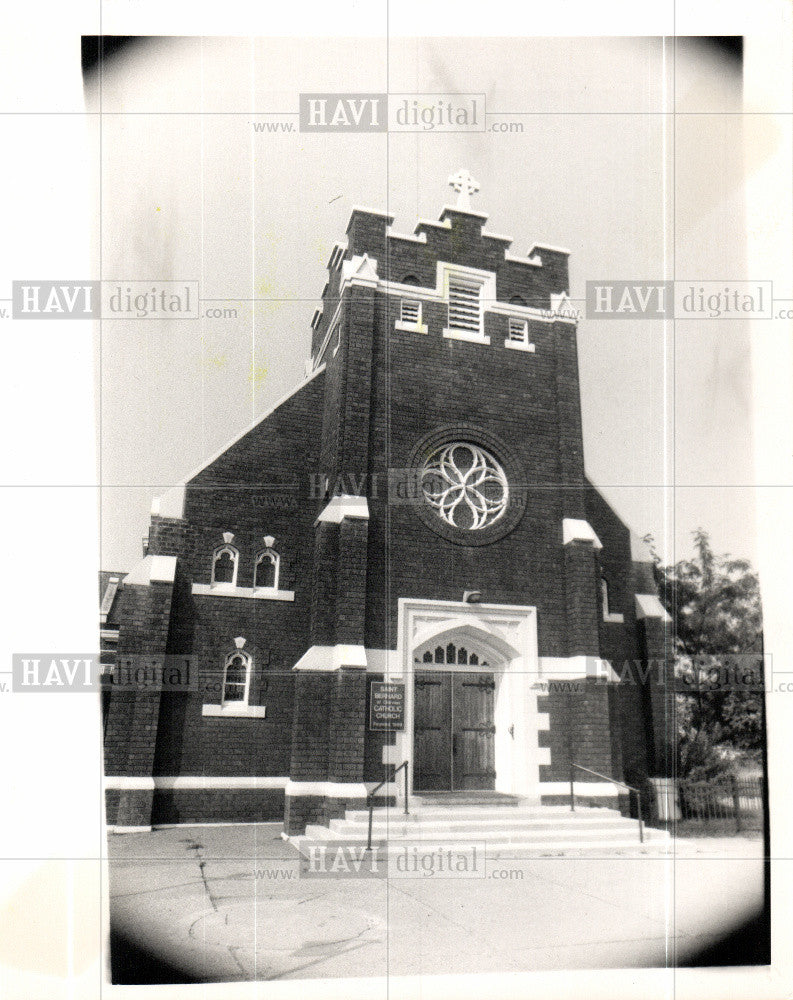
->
[677, 776, 764, 831]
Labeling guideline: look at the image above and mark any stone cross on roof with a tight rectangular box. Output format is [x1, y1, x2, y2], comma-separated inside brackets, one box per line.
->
[448, 168, 480, 211]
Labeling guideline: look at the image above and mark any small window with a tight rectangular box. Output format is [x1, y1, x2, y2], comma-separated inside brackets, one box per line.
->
[448, 278, 482, 334]
[401, 299, 421, 326]
[211, 545, 238, 586]
[508, 318, 528, 344]
[401, 274, 420, 286]
[254, 548, 280, 591]
[396, 296, 427, 334]
[504, 316, 535, 353]
[509, 295, 527, 307]
[222, 650, 251, 705]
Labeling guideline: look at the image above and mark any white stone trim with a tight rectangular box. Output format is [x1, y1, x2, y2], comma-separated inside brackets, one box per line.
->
[374, 274, 563, 326]
[537, 713, 550, 731]
[439, 204, 489, 221]
[530, 242, 571, 256]
[396, 319, 428, 334]
[339, 253, 379, 290]
[327, 242, 347, 269]
[504, 251, 543, 267]
[202, 704, 266, 718]
[315, 494, 370, 524]
[562, 518, 603, 549]
[481, 230, 513, 243]
[548, 293, 579, 325]
[191, 583, 294, 602]
[103, 776, 155, 791]
[108, 826, 152, 834]
[349, 205, 394, 220]
[396, 297, 428, 334]
[379, 279, 442, 303]
[158, 775, 284, 789]
[211, 543, 239, 587]
[635, 594, 672, 622]
[600, 578, 624, 623]
[397, 598, 541, 801]
[386, 226, 427, 244]
[483, 300, 557, 324]
[504, 340, 536, 354]
[537, 747, 552, 765]
[292, 645, 368, 671]
[99, 577, 120, 622]
[443, 328, 491, 345]
[285, 780, 369, 799]
[106, 775, 288, 790]
[313, 297, 344, 368]
[540, 781, 619, 797]
[123, 554, 177, 587]
[150, 365, 327, 518]
[414, 217, 452, 232]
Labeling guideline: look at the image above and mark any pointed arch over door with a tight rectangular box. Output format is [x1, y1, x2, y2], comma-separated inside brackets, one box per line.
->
[412, 630, 501, 791]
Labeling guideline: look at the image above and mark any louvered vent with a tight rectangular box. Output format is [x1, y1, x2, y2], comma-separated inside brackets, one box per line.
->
[448, 279, 482, 333]
[401, 299, 421, 325]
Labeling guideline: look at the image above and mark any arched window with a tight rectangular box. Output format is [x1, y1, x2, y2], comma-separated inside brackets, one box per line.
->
[509, 294, 527, 307]
[415, 643, 489, 667]
[211, 545, 238, 586]
[222, 650, 251, 705]
[254, 548, 280, 590]
[401, 274, 420, 285]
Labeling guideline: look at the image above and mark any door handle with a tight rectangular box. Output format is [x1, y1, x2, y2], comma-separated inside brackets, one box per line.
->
[452, 734, 458, 755]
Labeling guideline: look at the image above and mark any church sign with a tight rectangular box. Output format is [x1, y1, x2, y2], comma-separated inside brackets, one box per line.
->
[369, 681, 405, 732]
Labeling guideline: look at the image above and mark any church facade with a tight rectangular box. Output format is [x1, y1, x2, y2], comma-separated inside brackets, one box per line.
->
[102, 173, 675, 834]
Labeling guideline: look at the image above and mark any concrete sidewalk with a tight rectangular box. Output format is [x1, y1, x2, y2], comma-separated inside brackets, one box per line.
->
[107, 824, 765, 983]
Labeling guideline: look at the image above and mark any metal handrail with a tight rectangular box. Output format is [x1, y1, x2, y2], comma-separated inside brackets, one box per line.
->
[570, 762, 644, 843]
[366, 761, 409, 852]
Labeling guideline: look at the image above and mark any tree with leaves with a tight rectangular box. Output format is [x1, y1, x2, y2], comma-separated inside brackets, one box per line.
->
[651, 529, 764, 779]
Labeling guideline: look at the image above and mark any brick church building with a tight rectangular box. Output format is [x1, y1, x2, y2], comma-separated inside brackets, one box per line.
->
[102, 171, 675, 834]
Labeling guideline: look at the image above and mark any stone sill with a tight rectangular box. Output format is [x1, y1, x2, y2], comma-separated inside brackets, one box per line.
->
[202, 704, 266, 718]
[504, 339, 536, 353]
[192, 583, 294, 602]
[442, 328, 491, 345]
[395, 320, 428, 334]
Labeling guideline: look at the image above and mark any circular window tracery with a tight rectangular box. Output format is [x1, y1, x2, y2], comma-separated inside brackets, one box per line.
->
[420, 442, 509, 531]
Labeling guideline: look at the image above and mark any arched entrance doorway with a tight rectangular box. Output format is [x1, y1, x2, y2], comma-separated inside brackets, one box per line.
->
[412, 636, 501, 791]
[396, 598, 541, 801]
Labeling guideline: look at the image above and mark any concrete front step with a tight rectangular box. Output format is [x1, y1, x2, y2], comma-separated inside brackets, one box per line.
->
[324, 820, 639, 840]
[329, 816, 636, 835]
[292, 804, 669, 857]
[344, 805, 623, 823]
[310, 823, 659, 844]
[293, 836, 670, 858]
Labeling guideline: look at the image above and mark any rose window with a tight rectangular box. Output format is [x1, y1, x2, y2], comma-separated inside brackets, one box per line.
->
[420, 442, 509, 530]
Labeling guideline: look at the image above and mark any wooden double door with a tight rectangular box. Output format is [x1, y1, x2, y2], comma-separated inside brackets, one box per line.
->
[413, 671, 496, 791]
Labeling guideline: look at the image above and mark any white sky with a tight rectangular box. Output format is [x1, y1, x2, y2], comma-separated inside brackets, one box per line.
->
[91, 36, 755, 571]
